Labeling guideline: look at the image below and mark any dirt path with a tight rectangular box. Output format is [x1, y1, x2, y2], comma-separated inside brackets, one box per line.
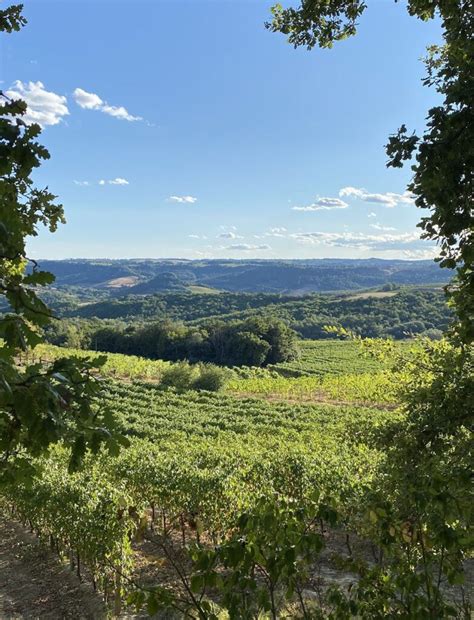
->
[0, 515, 106, 619]
[228, 389, 397, 410]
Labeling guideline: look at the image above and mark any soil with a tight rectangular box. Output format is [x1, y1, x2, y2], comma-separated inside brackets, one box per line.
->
[1, 512, 471, 618]
[0, 515, 106, 619]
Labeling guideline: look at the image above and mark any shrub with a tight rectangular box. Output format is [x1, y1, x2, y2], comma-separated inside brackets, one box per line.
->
[160, 362, 198, 391]
[192, 364, 230, 392]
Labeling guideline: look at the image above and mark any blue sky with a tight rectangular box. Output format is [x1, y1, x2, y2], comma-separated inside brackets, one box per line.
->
[3, 0, 442, 260]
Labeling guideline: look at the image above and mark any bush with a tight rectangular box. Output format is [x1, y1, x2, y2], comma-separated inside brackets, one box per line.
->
[160, 362, 199, 391]
[421, 328, 443, 340]
[192, 364, 229, 392]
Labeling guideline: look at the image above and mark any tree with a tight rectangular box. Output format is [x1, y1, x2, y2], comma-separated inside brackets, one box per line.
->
[249, 317, 300, 364]
[0, 4, 124, 481]
[267, 0, 473, 343]
[227, 330, 271, 366]
[264, 3, 473, 616]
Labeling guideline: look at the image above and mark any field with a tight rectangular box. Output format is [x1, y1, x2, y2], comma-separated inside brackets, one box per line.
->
[270, 339, 389, 377]
[28, 340, 401, 406]
[4, 338, 409, 615]
[6, 378, 397, 611]
[5, 335, 471, 617]
[31, 339, 394, 378]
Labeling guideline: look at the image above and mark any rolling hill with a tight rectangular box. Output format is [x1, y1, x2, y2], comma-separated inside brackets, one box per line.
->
[35, 258, 450, 295]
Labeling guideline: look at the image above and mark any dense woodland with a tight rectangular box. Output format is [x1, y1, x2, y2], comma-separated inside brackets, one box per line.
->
[44, 288, 451, 354]
[90, 317, 300, 367]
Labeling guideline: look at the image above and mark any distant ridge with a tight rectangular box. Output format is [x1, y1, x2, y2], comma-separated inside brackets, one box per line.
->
[35, 258, 450, 295]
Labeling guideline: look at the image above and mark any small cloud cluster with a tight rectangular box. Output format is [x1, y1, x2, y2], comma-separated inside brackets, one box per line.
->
[227, 243, 270, 251]
[254, 227, 287, 240]
[217, 231, 243, 239]
[370, 223, 397, 232]
[6, 80, 69, 127]
[99, 178, 129, 186]
[75, 178, 129, 186]
[5, 81, 143, 127]
[168, 195, 197, 204]
[292, 197, 348, 212]
[339, 186, 415, 208]
[289, 230, 420, 251]
[73, 88, 142, 122]
[403, 248, 439, 260]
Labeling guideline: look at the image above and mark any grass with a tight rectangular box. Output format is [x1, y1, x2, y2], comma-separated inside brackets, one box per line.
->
[187, 285, 221, 294]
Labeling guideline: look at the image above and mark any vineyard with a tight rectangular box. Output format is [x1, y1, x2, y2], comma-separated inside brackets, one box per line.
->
[227, 371, 398, 404]
[2, 338, 408, 615]
[270, 339, 405, 377]
[27, 340, 402, 406]
[25, 343, 172, 381]
[5, 339, 469, 617]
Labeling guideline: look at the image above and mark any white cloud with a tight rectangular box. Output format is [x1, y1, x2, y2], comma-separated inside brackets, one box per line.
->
[386, 192, 415, 205]
[403, 248, 439, 260]
[246, 226, 426, 253]
[73, 87, 142, 122]
[168, 195, 197, 204]
[368, 212, 377, 218]
[6, 80, 69, 127]
[289, 230, 421, 250]
[217, 231, 243, 239]
[73, 180, 90, 186]
[370, 223, 397, 231]
[98, 178, 129, 186]
[292, 197, 348, 212]
[339, 186, 415, 208]
[188, 234, 207, 239]
[101, 104, 140, 121]
[228, 243, 270, 251]
[262, 227, 288, 238]
[73, 88, 102, 109]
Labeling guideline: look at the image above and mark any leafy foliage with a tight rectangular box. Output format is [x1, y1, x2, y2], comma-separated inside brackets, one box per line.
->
[0, 3, 26, 33]
[0, 8, 122, 481]
[89, 316, 300, 367]
[43, 289, 452, 350]
[267, 0, 473, 343]
[187, 495, 332, 620]
[266, 0, 366, 49]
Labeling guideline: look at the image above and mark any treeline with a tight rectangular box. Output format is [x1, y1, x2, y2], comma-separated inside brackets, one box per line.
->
[62, 291, 293, 321]
[88, 317, 299, 367]
[195, 289, 451, 340]
[48, 288, 451, 341]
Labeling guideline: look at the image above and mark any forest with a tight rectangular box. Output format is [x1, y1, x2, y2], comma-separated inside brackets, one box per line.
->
[44, 288, 451, 354]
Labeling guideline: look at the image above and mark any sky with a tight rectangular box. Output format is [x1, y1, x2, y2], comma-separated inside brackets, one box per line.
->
[2, 0, 443, 260]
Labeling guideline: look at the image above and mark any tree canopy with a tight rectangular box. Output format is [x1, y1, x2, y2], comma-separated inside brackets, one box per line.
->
[268, 0, 473, 343]
[0, 4, 124, 480]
